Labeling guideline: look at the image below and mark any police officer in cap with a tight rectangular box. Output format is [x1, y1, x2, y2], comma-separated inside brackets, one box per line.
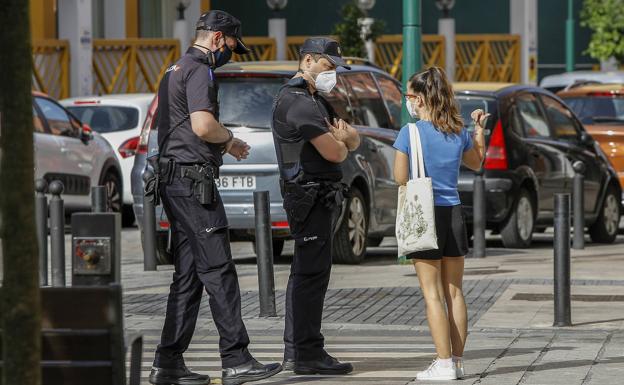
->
[148, 10, 282, 385]
[272, 37, 361, 375]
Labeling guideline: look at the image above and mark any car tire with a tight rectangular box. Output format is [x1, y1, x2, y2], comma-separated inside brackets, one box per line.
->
[589, 187, 620, 244]
[100, 171, 123, 214]
[500, 188, 535, 248]
[253, 238, 285, 259]
[366, 236, 384, 247]
[122, 205, 136, 227]
[333, 187, 368, 264]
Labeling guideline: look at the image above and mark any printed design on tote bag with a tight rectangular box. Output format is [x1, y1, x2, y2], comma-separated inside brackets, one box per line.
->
[397, 193, 428, 242]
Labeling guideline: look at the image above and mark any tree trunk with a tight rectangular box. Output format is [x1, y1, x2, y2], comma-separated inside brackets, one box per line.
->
[0, 0, 42, 384]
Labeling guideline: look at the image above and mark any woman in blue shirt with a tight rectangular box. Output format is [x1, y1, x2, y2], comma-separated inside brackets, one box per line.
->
[393, 67, 486, 381]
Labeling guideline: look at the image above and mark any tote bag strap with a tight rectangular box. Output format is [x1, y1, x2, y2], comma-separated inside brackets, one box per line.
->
[408, 123, 426, 179]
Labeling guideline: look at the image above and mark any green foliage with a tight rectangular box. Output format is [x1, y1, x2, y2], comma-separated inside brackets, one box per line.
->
[332, 1, 385, 58]
[580, 0, 624, 63]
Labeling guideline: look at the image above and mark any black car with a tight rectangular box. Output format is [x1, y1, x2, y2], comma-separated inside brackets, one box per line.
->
[454, 83, 622, 248]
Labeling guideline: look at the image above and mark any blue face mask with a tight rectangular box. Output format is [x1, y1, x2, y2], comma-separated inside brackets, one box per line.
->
[214, 44, 232, 68]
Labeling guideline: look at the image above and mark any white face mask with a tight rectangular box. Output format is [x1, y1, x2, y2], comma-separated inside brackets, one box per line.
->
[406, 98, 419, 119]
[313, 70, 337, 93]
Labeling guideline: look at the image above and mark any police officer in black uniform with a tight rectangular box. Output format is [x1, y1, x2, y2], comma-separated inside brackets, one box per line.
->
[147, 10, 282, 385]
[271, 37, 361, 375]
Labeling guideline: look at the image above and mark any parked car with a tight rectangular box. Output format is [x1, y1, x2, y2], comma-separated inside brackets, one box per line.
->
[132, 61, 405, 264]
[454, 82, 622, 247]
[557, 84, 624, 204]
[27, 92, 123, 214]
[540, 71, 624, 94]
[61, 93, 154, 225]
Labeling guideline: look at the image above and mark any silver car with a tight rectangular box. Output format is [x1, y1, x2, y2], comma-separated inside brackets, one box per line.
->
[132, 61, 403, 264]
[29, 92, 123, 214]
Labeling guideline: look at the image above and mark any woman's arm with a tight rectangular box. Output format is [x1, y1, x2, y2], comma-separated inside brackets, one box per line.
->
[462, 109, 488, 171]
[394, 150, 410, 185]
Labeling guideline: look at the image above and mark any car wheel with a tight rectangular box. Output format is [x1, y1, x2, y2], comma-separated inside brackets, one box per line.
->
[333, 187, 368, 264]
[101, 172, 122, 214]
[252, 238, 285, 258]
[589, 187, 620, 244]
[366, 236, 384, 247]
[500, 188, 535, 248]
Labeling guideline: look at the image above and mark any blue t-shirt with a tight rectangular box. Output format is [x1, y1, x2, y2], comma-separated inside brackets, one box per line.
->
[393, 120, 473, 206]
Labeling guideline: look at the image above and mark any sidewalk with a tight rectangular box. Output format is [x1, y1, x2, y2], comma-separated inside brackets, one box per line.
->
[119, 230, 624, 384]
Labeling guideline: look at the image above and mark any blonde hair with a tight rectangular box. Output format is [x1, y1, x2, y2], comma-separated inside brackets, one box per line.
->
[408, 67, 463, 135]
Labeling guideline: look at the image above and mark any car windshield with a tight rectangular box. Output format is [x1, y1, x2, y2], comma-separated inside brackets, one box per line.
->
[455, 96, 497, 132]
[218, 77, 287, 128]
[562, 96, 624, 124]
[67, 106, 139, 133]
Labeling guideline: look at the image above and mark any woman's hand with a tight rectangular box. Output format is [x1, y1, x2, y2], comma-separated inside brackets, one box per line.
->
[471, 109, 491, 130]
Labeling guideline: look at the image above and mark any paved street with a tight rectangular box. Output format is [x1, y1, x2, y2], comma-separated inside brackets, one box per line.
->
[2, 229, 624, 384]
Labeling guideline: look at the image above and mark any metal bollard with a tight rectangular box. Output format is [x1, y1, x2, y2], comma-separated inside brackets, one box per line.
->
[49, 180, 66, 287]
[553, 193, 572, 327]
[91, 185, 107, 213]
[35, 179, 49, 286]
[572, 161, 585, 250]
[253, 191, 277, 317]
[142, 170, 158, 271]
[471, 168, 486, 258]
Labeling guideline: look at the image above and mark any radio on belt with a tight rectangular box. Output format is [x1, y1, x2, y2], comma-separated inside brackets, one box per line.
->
[71, 211, 121, 285]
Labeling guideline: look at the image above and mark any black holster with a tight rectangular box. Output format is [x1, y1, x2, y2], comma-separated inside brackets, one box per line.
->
[144, 156, 162, 206]
[282, 182, 319, 224]
[180, 164, 218, 205]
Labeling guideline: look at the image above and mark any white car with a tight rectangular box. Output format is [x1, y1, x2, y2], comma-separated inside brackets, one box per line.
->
[29, 92, 122, 214]
[61, 93, 154, 225]
[540, 70, 624, 93]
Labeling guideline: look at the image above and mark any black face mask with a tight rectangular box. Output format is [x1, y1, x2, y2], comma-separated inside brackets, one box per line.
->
[194, 38, 232, 69]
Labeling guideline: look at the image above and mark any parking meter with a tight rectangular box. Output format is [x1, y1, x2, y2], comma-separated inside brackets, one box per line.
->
[71, 212, 121, 285]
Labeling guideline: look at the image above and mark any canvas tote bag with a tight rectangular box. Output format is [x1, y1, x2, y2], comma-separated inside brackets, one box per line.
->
[395, 123, 438, 257]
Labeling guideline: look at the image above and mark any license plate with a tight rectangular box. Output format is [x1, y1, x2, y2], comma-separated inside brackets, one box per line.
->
[215, 175, 256, 190]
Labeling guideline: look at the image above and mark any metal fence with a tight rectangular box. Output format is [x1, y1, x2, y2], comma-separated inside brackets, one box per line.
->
[32, 40, 70, 100]
[92, 39, 180, 94]
[374, 34, 446, 80]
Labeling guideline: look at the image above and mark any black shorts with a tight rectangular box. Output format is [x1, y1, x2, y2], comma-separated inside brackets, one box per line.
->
[406, 205, 469, 260]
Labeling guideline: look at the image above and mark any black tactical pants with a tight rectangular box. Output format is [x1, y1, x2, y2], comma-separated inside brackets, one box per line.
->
[153, 176, 252, 369]
[283, 194, 340, 361]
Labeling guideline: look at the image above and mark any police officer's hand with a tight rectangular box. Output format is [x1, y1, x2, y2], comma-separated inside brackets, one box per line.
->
[327, 118, 360, 151]
[227, 138, 250, 161]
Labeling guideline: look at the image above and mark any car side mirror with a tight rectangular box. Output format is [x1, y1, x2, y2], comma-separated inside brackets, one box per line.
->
[81, 123, 94, 142]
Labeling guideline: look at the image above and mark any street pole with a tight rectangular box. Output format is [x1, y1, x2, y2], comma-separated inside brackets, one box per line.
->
[565, 0, 575, 72]
[402, 0, 422, 125]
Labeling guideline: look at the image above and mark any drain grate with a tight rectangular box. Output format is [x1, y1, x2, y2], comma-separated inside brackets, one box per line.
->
[512, 293, 624, 302]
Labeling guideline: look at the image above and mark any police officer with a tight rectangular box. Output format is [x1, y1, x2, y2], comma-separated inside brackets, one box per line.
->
[148, 10, 281, 385]
[271, 37, 361, 375]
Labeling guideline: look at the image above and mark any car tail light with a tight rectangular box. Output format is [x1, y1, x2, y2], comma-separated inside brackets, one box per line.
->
[159, 221, 170, 229]
[589, 91, 622, 97]
[484, 119, 508, 170]
[73, 100, 100, 105]
[271, 221, 290, 229]
[118, 136, 139, 158]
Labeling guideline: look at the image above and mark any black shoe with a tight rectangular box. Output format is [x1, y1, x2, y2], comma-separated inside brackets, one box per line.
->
[282, 358, 295, 371]
[148, 366, 210, 385]
[222, 358, 282, 385]
[294, 355, 353, 375]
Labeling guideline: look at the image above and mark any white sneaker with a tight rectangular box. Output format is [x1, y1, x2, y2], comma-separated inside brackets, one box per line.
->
[455, 360, 465, 379]
[416, 359, 457, 381]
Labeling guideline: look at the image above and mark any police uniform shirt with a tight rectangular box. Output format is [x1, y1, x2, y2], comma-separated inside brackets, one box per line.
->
[159, 47, 223, 166]
[273, 77, 342, 182]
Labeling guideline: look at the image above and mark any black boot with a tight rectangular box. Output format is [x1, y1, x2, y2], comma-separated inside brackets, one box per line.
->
[282, 358, 296, 371]
[222, 358, 282, 385]
[148, 366, 210, 385]
[294, 354, 353, 375]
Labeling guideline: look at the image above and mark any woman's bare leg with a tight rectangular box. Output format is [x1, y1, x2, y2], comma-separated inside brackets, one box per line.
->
[442, 256, 467, 357]
[414, 259, 451, 359]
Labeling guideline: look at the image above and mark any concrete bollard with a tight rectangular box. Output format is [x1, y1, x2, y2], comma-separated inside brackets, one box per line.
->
[553, 193, 572, 327]
[49, 180, 66, 287]
[253, 191, 277, 317]
[35, 179, 49, 286]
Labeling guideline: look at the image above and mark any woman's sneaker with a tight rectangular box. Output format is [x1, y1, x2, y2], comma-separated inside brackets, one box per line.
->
[455, 360, 465, 379]
[416, 359, 457, 381]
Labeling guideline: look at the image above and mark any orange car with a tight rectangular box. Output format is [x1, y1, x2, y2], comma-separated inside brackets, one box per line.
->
[558, 84, 624, 192]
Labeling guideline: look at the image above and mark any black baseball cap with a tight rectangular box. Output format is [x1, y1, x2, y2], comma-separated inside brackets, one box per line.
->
[196, 10, 249, 55]
[300, 37, 351, 70]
